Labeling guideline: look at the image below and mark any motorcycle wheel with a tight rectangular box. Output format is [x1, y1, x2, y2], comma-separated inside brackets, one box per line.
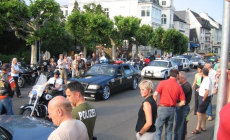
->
[18, 77, 25, 88]
[20, 108, 33, 116]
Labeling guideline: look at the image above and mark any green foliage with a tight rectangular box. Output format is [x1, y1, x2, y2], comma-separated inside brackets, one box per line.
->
[114, 16, 141, 42]
[162, 29, 188, 54]
[83, 3, 106, 15]
[149, 27, 165, 50]
[66, 4, 113, 51]
[135, 24, 154, 46]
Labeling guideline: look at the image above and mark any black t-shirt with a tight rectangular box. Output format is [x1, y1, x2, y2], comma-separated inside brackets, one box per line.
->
[40, 60, 49, 72]
[136, 95, 157, 132]
[181, 81, 192, 105]
[77, 59, 85, 70]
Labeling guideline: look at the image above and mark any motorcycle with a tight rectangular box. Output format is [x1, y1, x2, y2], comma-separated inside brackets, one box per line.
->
[19, 74, 52, 120]
[18, 63, 38, 88]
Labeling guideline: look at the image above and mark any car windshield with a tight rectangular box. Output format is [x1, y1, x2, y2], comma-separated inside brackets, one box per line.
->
[86, 65, 116, 76]
[150, 61, 168, 67]
[172, 58, 182, 63]
[191, 58, 200, 61]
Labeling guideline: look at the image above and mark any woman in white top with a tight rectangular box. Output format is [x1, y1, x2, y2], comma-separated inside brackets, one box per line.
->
[11, 58, 22, 98]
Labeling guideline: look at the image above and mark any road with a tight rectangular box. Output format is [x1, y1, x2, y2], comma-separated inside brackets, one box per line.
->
[12, 68, 215, 140]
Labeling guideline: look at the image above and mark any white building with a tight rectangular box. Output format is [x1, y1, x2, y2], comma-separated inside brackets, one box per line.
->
[159, 0, 175, 29]
[187, 9, 213, 54]
[199, 12, 222, 56]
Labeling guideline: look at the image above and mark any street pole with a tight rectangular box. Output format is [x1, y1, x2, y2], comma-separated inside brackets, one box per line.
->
[213, 0, 230, 139]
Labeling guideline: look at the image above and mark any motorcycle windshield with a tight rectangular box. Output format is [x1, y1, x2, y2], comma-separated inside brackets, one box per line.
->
[32, 74, 47, 97]
[35, 74, 47, 85]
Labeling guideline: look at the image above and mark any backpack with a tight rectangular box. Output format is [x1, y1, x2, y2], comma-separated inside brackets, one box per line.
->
[0, 72, 14, 97]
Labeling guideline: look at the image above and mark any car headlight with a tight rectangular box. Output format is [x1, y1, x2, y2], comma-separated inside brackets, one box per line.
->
[87, 84, 100, 90]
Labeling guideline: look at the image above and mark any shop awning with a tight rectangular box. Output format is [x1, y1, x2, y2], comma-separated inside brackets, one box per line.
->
[190, 43, 199, 48]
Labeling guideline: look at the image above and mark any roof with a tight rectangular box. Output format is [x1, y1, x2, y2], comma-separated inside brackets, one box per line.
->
[191, 10, 213, 30]
[174, 11, 187, 23]
[138, 0, 159, 5]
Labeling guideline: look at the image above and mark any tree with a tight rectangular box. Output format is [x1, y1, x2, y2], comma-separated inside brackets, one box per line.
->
[135, 24, 154, 54]
[66, 3, 113, 56]
[0, 0, 64, 64]
[114, 16, 141, 58]
[149, 27, 165, 51]
[162, 29, 188, 54]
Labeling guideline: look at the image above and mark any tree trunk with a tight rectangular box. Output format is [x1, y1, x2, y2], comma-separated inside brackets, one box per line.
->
[83, 47, 87, 57]
[30, 41, 37, 65]
[110, 38, 116, 60]
[136, 43, 139, 55]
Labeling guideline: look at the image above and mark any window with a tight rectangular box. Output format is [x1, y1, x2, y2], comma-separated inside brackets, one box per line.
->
[104, 8, 109, 18]
[161, 14, 167, 24]
[123, 65, 132, 75]
[162, 1, 166, 5]
[146, 9, 150, 16]
[141, 10, 145, 17]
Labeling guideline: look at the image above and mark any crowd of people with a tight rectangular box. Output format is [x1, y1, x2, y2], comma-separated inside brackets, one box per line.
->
[1, 49, 230, 140]
[134, 59, 228, 140]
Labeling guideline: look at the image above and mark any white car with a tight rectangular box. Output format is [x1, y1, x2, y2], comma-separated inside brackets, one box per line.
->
[171, 57, 190, 71]
[141, 60, 178, 79]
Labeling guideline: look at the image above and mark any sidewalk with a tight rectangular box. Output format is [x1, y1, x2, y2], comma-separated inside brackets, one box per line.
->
[186, 94, 216, 140]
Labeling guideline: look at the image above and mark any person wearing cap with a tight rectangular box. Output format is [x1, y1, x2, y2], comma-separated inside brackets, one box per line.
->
[0, 63, 16, 115]
[45, 70, 63, 96]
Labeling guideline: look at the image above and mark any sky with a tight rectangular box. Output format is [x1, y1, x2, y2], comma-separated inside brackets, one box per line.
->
[25, 0, 224, 24]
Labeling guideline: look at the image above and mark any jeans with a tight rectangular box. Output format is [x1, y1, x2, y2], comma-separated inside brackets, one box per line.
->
[194, 85, 199, 114]
[174, 105, 190, 140]
[206, 95, 213, 116]
[0, 97, 14, 115]
[13, 76, 21, 96]
[155, 107, 175, 140]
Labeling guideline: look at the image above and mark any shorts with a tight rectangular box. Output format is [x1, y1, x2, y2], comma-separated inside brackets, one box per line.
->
[198, 95, 210, 113]
[60, 69, 67, 80]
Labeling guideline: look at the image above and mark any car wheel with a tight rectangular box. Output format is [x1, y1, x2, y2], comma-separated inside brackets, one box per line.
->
[164, 73, 168, 80]
[102, 86, 110, 100]
[131, 78, 138, 90]
[18, 77, 25, 88]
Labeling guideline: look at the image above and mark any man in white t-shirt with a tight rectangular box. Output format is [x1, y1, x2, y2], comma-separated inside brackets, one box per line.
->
[57, 54, 67, 84]
[204, 63, 216, 121]
[48, 96, 89, 140]
[45, 70, 63, 96]
[192, 68, 211, 134]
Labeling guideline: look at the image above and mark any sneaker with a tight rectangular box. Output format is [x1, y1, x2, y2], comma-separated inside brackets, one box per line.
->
[207, 116, 213, 121]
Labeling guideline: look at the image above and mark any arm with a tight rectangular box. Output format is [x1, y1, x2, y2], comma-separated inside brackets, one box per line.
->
[176, 100, 186, 107]
[176, 87, 186, 107]
[139, 102, 153, 136]
[153, 91, 158, 102]
[192, 74, 197, 90]
[202, 89, 210, 101]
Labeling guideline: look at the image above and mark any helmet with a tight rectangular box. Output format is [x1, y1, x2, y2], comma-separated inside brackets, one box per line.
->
[54, 70, 60, 75]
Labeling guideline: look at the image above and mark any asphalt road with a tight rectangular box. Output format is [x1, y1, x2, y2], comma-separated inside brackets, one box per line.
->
[12, 68, 215, 140]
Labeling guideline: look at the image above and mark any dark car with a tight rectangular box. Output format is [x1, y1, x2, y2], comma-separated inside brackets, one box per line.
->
[0, 115, 56, 140]
[69, 63, 141, 100]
